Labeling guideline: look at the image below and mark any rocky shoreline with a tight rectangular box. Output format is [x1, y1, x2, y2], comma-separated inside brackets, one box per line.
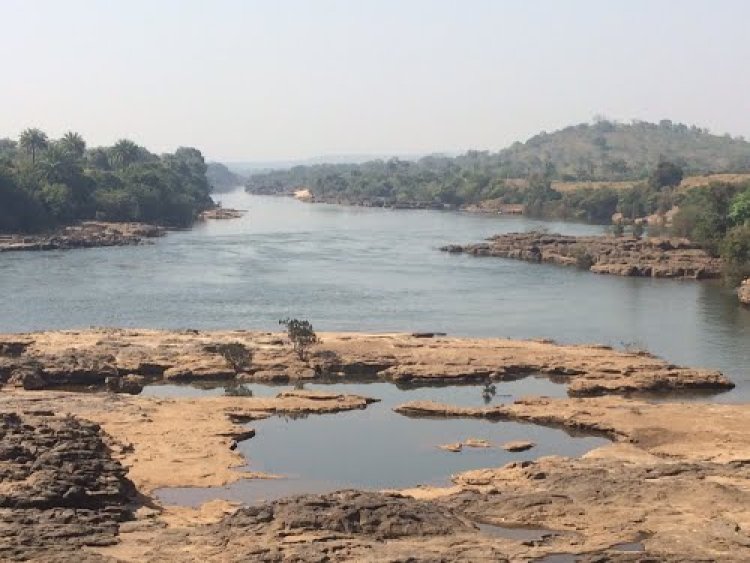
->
[0, 221, 165, 253]
[442, 231, 723, 279]
[2, 329, 748, 561]
[0, 329, 733, 396]
[198, 207, 246, 220]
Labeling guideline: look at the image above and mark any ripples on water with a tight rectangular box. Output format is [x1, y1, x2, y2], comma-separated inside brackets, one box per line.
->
[1, 190, 748, 398]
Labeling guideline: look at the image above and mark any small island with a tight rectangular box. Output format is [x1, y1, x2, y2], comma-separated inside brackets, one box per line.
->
[0, 129, 239, 250]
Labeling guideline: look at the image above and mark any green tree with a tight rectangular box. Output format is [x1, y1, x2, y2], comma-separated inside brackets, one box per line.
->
[59, 132, 86, 159]
[19, 128, 49, 165]
[110, 139, 141, 169]
[720, 224, 750, 284]
[649, 160, 684, 189]
[279, 318, 319, 360]
[729, 188, 750, 226]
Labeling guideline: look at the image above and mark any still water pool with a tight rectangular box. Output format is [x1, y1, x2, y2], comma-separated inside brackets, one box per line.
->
[150, 380, 608, 505]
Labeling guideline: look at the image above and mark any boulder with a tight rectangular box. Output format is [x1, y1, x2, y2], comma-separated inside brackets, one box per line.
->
[502, 440, 536, 452]
[105, 374, 145, 394]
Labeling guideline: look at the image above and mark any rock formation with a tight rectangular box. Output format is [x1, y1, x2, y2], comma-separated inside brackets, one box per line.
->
[0, 411, 134, 560]
[442, 232, 722, 279]
[0, 329, 733, 396]
[0, 221, 164, 253]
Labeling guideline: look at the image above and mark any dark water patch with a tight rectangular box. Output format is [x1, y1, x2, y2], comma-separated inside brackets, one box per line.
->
[533, 555, 577, 563]
[142, 375, 569, 403]
[154, 381, 608, 506]
[477, 522, 559, 542]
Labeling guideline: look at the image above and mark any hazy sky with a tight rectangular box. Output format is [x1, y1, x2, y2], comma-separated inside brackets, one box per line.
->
[2, 0, 749, 161]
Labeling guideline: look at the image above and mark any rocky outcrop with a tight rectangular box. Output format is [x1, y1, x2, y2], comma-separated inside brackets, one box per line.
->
[461, 199, 525, 215]
[3, 383, 750, 560]
[739, 279, 750, 306]
[198, 208, 245, 220]
[442, 232, 722, 279]
[223, 490, 475, 539]
[0, 411, 134, 560]
[0, 329, 733, 396]
[0, 221, 164, 253]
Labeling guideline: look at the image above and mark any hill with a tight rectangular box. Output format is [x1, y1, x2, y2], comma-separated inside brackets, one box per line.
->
[244, 120, 750, 210]
[499, 119, 750, 180]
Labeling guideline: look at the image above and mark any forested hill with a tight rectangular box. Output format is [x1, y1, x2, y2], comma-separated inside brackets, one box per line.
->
[244, 120, 750, 207]
[499, 120, 750, 180]
[0, 129, 214, 233]
[207, 162, 244, 193]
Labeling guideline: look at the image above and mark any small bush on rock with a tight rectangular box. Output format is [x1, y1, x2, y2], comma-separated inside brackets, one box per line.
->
[279, 318, 319, 360]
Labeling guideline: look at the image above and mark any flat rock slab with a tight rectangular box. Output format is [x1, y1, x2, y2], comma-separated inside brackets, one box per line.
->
[0, 329, 734, 396]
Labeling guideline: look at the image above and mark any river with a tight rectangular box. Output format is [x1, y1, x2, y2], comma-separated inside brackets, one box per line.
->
[1, 189, 748, 399]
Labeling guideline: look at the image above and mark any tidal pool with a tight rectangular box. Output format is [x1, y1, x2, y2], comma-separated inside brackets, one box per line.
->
[151, 380, 608, 506]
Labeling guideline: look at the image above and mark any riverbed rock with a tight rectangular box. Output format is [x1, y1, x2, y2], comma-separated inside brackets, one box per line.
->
[502, 440, 535, 452]
[0, 411, 135, 560]
[739, 279, 750, 306]
[464, 438, 492, 448]
[438, 442, 463, 452]
[0, 221, 165, 253]
[198, 208, 245, 220]
[441, 232, 722, 279]
[105, 374, 145, 394]
[0, 329, 734, 396]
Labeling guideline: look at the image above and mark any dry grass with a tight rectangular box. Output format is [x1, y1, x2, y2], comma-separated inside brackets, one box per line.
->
[503, 173, 750, 193]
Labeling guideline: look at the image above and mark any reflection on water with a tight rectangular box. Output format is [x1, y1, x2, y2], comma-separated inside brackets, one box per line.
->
[1, 190, 749, 399]
[153, 381, 607, 505]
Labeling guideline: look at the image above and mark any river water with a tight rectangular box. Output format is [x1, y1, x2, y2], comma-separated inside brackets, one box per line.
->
[1, 189, 749, 399]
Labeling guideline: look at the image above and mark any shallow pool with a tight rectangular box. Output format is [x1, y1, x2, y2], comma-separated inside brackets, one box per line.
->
[152, 380, 609, 506]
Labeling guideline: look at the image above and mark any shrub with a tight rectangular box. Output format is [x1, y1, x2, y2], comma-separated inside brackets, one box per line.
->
[279, 318, 319, 360]
[720, 224, 750, 285]
[216, 342, 253, 373]
[571, 247, 595, 270]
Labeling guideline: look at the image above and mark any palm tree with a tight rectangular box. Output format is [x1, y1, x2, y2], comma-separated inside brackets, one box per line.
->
[110, 139, 140, 169]
[18, 128, 49, 165]
[60, 131, 86, 159]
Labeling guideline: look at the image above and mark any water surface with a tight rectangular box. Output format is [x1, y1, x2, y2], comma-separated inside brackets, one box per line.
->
[1, 190, 748, 398]
[154, 380, 607, 505]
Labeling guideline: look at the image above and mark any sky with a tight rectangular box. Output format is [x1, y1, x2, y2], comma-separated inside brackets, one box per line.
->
[2, 0, 749, 162]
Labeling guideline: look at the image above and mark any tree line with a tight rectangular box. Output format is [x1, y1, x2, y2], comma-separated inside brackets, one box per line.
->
[0, 128, 214, 233]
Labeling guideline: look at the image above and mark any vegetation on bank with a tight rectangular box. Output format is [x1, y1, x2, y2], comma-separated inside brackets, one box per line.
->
[206, 162, 244, 193]
[245, 119, 750, 208]
[0, 128, 214, 233]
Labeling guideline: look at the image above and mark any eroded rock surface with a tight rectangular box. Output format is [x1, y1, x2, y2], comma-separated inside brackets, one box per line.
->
[0, 329, 733, 396]
[0, 221, 164, 253]
[442, 232, 722, 279]
[0, 412, 135, 560]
